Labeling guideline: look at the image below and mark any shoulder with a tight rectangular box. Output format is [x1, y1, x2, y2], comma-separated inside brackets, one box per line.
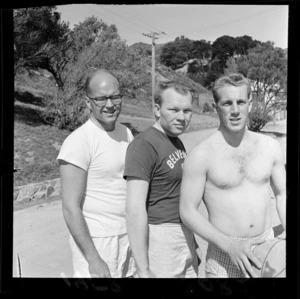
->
[63, 121, 90, 144]
[184, 132, 218, 172]
[250, 131, 281, 150]
[131, 127, 157, 143]
[249, 131, 283, 161]
[189, 131, 220, 157]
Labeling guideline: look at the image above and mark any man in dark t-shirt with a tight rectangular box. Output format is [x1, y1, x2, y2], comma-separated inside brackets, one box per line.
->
[124, 81, 199, 278]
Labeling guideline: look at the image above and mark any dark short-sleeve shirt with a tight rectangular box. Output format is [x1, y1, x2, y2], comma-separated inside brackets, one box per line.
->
[123, 126, 186, 224]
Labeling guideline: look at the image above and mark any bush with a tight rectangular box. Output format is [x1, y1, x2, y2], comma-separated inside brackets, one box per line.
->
[248, 103, 272, 132]
[202, 102, 214, 113]
[41, 92, 89, 131]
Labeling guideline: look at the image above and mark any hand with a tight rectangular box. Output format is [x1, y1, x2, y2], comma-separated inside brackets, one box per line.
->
[226, 238, 265, 278]
[88, 258, 111, 278]
[277, 230, 286, 240]
[137, 269, 156, 278]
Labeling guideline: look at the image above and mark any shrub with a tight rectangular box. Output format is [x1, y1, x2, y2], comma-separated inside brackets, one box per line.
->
[248, 102, 272, 132]
[202, 102, 214, 113]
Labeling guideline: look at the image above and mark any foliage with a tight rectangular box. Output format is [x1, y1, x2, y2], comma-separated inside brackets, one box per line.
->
[202, 102, 214, 113]
[159, 34, 261, 88]
[190, 40, 212, 60]
[211, 35, 236, 68]
[39, 17, 148, 130]
[234, 35, 259, 55]
[14, 6, 69, 75]
[248, 99, 272, 132]
[160, 36, 193, 69]
[225, 41, 287, 131]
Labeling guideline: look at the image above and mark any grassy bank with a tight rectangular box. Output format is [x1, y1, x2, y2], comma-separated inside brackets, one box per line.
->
[13, 70, 219, 187]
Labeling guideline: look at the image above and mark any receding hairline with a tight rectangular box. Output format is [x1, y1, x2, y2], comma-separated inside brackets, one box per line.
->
[85, 69, 119, 95]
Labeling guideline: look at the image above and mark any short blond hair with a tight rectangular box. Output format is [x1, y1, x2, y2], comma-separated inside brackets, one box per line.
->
[212, 73, 251, 103]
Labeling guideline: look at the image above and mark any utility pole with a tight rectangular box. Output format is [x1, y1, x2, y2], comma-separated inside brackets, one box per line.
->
[143, 32, 166, 111]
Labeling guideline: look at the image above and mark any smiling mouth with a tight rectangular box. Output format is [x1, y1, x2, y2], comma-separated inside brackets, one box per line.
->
[103, 110, 116, 114]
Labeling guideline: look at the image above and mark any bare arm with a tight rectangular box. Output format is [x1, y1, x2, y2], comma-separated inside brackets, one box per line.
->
[126, 177, 155, 278]
[59, 161, 111, 277]
[180, 146, 263, 278]
[270, 140, 286, 234]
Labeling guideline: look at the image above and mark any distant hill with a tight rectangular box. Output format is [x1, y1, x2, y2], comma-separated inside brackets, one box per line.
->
[129, 42, 165, 59]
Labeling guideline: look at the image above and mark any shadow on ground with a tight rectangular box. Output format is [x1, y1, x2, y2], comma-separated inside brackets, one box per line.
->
[14, 104, 47, 126]
[14, 91, 45, 107]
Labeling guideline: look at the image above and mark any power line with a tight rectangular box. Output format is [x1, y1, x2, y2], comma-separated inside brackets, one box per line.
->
[116, 5, 169, 36]
[98, 4, 153, 35]
[166, 7, 281, 38]
[84, 4, 144, 36]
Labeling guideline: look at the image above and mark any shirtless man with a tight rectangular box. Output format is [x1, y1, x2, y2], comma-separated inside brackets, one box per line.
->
[180, 73, 286, 278]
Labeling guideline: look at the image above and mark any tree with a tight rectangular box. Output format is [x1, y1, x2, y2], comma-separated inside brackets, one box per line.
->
[211, 35, 236, 68]
[234, 35, 258, 56]
[14, 6, 69, 75]
[41, 17, 148, 130]
[225, 42, 287, 131]
[191, 39, 212, 60]
[160, 36, 193, 69]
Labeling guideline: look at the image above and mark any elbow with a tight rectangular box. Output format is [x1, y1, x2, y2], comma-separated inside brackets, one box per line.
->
[62, 200, 82, 221]
[179, 203, 191, 227]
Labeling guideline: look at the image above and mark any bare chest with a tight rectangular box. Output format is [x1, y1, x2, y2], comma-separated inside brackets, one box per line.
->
[208, 146, 273, 188]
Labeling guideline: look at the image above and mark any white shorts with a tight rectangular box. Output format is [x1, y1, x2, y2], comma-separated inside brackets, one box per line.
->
[69, 233, 136, 278]
[148, 223, 198, 278]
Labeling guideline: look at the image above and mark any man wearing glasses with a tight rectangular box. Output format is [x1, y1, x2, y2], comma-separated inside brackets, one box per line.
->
[57, 69, 136, 278]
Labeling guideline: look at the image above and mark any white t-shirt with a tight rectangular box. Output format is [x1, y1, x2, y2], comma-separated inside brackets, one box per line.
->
[57, 119, 134, 237]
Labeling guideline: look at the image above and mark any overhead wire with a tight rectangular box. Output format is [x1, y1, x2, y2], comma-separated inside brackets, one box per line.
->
[98, 4, 152, 34]
[166, 7, 282, 39]
[83, 4, 144, 36]
[115, 5, 169, 37]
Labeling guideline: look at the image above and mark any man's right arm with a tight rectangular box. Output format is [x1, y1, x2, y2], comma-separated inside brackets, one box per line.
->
[126, 177, 156, 278]
[59, 161, 111, 278]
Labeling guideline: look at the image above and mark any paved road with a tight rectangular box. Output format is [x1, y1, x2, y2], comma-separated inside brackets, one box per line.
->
[13, 126, 284, 278]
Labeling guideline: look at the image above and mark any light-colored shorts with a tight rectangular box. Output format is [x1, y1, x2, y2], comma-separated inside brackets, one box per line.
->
[69, 233, 136, 278]
[205, 227, 274, 278]
[148, 223, 199, 278]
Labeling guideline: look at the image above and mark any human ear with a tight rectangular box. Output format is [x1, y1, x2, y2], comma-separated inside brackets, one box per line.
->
[85, 97, 91, 110]
[154, 103, 161, 118]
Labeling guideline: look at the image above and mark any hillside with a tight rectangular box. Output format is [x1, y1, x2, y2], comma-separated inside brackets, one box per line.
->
[129, 42, 165, 59]
[14, 68, 219, 187]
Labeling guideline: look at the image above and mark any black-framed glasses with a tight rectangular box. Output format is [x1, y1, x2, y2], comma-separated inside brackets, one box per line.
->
[87, 94, 123, 106]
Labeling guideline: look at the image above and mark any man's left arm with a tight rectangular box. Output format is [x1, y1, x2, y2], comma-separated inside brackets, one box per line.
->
[270, 140, 286, 233]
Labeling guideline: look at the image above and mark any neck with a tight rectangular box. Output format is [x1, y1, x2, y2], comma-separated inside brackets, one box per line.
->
[218, 125, 247, 147]
[90, 115, 115, 132]
[153, 122, 176, 138]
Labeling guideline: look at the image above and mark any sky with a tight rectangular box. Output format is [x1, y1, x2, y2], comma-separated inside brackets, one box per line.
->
[56, 4, 288, 49]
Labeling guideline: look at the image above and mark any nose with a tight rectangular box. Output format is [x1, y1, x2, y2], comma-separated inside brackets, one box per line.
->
[176, 110, 185, 121]
[104, 98, 114, 108]
[231, 103, 240, 115]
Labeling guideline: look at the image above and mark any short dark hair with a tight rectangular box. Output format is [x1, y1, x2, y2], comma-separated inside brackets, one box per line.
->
[154, 81, 194, 105]
[212, 73, 251, 103]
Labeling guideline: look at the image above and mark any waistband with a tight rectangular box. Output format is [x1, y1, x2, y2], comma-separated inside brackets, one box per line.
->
[231, 227, 273, 241]
[148, 222, 184, 227]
